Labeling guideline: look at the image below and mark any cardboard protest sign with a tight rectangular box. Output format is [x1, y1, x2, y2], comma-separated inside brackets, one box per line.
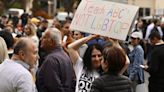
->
[70, 0, 139, 40]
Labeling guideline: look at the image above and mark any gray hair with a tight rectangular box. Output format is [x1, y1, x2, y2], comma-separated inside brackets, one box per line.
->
[47, 28, 62, 45]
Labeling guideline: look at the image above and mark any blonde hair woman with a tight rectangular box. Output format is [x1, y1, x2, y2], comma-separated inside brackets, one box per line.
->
[24, 23, 39, 48]
[0, 37, 9, 63]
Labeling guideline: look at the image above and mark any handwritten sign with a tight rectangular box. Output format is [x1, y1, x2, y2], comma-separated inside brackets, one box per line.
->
[70, 0, 139, 40]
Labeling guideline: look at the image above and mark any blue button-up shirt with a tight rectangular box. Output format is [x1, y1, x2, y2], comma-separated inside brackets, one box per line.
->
[128, 45, 145, 83]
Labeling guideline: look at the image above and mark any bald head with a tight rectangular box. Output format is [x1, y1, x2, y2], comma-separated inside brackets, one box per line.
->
[13, 37, 38, 67]
[13, 37, 34, 55]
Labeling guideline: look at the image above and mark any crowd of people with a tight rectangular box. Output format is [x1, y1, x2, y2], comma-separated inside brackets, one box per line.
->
[0, 11, 164, 92]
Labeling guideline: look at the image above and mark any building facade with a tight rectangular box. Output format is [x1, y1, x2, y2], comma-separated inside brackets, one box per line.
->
[106, 0, 164, 17]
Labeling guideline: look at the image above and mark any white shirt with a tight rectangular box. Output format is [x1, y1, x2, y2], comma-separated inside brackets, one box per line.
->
[0, 59, 36, 92]
[74, 57, 100, 92]
[145, 23, 163, 40]
[79, 44, 88, 58]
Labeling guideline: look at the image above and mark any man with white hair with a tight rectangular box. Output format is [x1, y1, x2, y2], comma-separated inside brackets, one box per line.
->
[36, 28, 75, 92]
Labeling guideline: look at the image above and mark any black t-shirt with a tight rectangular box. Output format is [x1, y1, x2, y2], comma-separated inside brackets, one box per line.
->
[149, 44, 164, 85]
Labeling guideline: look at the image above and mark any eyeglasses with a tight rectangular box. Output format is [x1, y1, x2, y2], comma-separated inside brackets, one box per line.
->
[131, 37, 138, 40]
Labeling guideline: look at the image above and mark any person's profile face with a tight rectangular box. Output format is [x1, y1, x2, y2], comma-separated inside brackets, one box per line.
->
[101, 59, 108, 72]
[150, 38, 156, 45]
[62, 22, 70, 35]
[40, 31, 51, 49]
[73, 31, 82, 40]
[24, 42, 39, 67]
[24, 26, 31, 35]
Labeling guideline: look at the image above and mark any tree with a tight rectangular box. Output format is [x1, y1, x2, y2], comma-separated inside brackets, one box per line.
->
[0, 0, 24, 15]
[0, 1, 4, 15]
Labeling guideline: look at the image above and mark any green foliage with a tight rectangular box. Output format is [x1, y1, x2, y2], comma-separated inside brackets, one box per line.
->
[0, 0, 5, 15]
[1, 0, 23, 9]
[10, 2, 22, 8]
[32, 0, 47, 11]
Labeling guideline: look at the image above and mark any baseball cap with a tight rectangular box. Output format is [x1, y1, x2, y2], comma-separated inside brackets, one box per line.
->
[131, 31, 143, 39]
[31, 18, 40, 23]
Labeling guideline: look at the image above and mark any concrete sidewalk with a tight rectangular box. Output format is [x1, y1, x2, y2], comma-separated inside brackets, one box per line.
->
[136, 71, 149, 92]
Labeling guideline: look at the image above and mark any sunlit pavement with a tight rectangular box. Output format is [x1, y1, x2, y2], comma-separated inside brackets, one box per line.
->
[136, 71, 149, 92]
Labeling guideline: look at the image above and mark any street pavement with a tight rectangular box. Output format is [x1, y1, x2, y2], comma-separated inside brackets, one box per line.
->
[136, 71, 149, 92]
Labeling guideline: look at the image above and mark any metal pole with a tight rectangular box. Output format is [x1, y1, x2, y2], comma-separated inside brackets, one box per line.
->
[53, 0, 57, 16]
[48, 0, 52, 16]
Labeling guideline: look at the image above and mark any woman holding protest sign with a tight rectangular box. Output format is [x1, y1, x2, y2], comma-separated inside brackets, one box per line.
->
[68, 34, 130, 92]
[68, 34, 103, 92]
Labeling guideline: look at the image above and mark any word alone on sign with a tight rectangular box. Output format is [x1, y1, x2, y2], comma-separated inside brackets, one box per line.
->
[70, 0, 139, 40]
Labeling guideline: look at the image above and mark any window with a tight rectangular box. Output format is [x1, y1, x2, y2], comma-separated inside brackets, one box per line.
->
[139, 8, 143, 17]
[139, 7, 150, 17]
[145, 8, 150, 16]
